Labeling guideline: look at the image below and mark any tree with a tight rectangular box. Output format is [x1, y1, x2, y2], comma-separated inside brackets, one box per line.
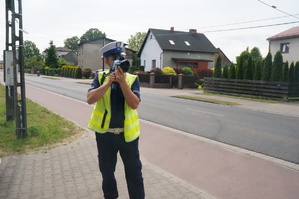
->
[229, 63, 236, 79]
[64, 36, 79, 50]
[236, 50, 250, 79]
[24, 40, 40, 58]
[271, 51, 283, 82]
[250, 47, 262, 62]
[222, 65, 229, 78]
[24, 56, 44, 72]
[44, 41, 59, 68]
[262, 52, 272, 81]
[283, 61, 289, 82]
[213, 55, 222, 78]
[253, 58, 262, 80]
[289, 62, 295, 83]
[243, 55, 254, 80]
[295, 61, 299, 82]
[127, 32, 147, 52]
[80, 28, 106, 43]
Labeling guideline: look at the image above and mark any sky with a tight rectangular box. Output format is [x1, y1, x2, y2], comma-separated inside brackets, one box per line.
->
[1, 0, 299, 63]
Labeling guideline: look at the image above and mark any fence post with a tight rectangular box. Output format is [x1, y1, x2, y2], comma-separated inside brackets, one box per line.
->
[169, 74, 173, 88]
[178, 73, 183, 89]
[150, 72, 155, 88]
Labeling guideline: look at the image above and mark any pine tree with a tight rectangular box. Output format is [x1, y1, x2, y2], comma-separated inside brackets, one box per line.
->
[229, 63, 236, 79]
[262, 52, 272, 81]
[244, 55, 254, 80]
[213, 56, 222, 78]
[253, 58, 262, 80]
[45, 41, 59, 68]
[295, 61, 299, 82]
[222, 65, 229, 78]
[271, 51, 283, 82]
[289, 62, 295, 83]
[283, 61, 289, 82]
[236, 50, 250, 79]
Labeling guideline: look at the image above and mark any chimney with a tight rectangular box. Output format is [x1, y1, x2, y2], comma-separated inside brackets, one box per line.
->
[170, 27, 174, 31]
[189, 29, 197, 33]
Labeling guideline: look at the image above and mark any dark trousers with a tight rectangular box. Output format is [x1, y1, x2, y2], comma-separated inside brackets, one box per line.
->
[95, 132, 145, 199]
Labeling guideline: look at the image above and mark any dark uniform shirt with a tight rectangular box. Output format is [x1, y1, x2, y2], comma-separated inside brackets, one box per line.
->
[88, 73, 140, 128]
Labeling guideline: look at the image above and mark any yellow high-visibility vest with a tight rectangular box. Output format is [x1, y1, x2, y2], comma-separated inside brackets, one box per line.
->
[88, 72, 140, 142]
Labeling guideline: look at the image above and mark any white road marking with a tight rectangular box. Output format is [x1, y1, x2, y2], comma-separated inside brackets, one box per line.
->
[185, 108, 224, 117]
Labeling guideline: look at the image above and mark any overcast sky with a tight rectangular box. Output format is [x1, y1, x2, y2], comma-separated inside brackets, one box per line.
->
[1, 0, 299, 63]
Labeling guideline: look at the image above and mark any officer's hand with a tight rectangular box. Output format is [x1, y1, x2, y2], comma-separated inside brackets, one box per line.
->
[115, 66, 126, 84]
[109, 72, 117, 84]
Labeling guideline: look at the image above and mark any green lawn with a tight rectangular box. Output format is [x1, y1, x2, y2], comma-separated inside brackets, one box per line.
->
[0, 84, 84, 157]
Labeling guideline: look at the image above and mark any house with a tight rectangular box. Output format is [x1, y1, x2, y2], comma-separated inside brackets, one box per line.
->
[138, 27, 219, 72]
[215, 48, 232, 67]
[56, 47, 78, 65]
[267, 26, 299, 63]
[63, 51, 78, 66]
[0, 60, 3, 69]
[77, 37, 134, 71]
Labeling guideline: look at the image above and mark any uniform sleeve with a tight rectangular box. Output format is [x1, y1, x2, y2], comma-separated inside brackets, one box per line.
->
[131, 77, 141, 100]
[88, 74, 100, 92]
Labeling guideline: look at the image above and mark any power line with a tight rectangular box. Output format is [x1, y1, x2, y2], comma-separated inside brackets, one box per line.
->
[257, 0, 299, 20]
[199, 14, 299, 29]
[202, 21, 299, 33]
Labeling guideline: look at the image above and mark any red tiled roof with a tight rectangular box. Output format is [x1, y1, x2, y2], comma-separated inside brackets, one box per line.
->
[267, 26, 299, 40]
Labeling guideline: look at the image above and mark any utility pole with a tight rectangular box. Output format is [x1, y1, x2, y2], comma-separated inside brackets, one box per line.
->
[4, 0, 27, 138]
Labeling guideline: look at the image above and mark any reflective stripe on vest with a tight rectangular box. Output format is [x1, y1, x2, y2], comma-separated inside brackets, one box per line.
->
[88, 72, 140, 142]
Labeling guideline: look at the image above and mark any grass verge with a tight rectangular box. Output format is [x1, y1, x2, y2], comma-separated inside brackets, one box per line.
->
[173, 95, 240, 106]
[0, 84, 84, 157]
[195, 92, 280, 103]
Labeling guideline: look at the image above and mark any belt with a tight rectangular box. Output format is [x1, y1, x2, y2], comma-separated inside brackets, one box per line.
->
[107, 128, 124, 134]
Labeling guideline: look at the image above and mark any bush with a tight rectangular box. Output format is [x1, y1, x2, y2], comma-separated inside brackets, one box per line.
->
[182, 67, 194, 76]
[75, 67, 82, 79]
[173, 68, 183, 75]
[133, 70, 147, 75]
[150, 67, 163, 75]
[162, 67, 177, 75]
[197, 69, 213, 79]
[82, 68, 92, 79]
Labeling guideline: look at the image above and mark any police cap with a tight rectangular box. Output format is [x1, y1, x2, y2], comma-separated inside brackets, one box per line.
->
[99, 41, 125, 58]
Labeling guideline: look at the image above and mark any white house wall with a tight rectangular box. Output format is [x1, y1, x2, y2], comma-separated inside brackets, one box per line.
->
[140, 33, 163, 72]
[269, 38, 299, 63]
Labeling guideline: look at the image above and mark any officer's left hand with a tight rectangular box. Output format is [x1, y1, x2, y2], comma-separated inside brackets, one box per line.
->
[115, 66, 126, 85]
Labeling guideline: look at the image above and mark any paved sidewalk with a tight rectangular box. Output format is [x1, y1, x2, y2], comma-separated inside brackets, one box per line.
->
[0, 130, 213, 199]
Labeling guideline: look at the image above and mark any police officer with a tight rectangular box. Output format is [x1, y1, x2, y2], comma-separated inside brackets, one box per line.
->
[87, 41, 145, 199]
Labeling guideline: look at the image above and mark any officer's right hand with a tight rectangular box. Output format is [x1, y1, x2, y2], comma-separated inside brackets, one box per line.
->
[109, 72, 117, 85]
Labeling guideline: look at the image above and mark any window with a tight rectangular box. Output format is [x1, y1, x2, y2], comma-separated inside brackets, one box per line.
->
[152, 60, 156, 68]
[185, 41, 191, 46]
[169, 40, 175, 45]
[280, 43, 289, 53]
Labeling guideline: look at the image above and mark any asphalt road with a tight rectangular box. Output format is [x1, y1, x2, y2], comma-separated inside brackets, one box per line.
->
[4, 73, 299, 164]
